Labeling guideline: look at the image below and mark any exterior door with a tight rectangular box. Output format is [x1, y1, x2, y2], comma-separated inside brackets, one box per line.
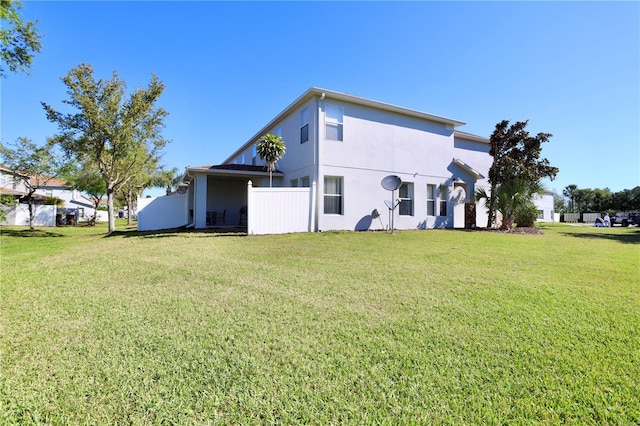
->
[465, 203, 476, 229]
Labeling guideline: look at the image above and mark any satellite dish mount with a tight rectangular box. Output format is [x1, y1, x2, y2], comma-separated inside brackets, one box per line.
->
[381, 175, 402, 234]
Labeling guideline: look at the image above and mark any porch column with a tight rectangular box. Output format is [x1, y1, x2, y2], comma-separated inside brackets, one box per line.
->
[194, 174, 208, 229]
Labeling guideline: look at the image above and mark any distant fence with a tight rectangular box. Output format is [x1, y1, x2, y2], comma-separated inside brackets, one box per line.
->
[564, 213, 580, 223]
[247, 181, 315, 235]
[582, 213, 601, 223]
[562, 212, 602, 224]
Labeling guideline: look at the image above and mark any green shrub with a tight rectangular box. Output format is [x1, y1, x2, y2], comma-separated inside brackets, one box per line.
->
[515, 200, 539, 227]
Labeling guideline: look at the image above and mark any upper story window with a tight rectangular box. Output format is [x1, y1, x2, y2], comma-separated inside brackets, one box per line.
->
[300, 107, 309, 144]
[274, 126, 282, 137]
[399, 183, 414, 216]
[325, 104, 343, 141]
[241, 153, 246, 164]
[252, 145, 257, 165]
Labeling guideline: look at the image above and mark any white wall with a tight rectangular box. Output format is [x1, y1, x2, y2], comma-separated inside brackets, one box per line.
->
[296, 98, 491, 231]
[6, 204, 56, 227]
[137, 194, 189, 231]
[533, 192, 555, 222]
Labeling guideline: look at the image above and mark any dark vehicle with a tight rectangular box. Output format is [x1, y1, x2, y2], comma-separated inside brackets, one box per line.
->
[610, 212, 640, 227]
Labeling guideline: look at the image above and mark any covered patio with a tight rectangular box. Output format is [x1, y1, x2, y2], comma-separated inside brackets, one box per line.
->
[182, 164, 283, 229]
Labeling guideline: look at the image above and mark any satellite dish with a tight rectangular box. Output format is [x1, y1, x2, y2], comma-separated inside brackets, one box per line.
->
[371, 209, 380, 219]
[381, 175, 402, 191]
[384, 200, 394, 210]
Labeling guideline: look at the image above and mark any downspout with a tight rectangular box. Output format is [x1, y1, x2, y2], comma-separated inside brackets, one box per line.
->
[315, 93, 325, 232]
[184, 167, 195, 228]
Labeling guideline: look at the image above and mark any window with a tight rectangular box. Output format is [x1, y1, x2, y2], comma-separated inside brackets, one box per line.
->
[399, 183, 414, 216]
[300, 107, 309, 143]
[300, 176, 310, 188]
[537, 210, 544, 220]
[274, 126, 282, 137]
[252, 145, 257, 165]
[427, 184, 435, 216]
[439, 185, 448, 216]
[325, 104, 343, 141]
[324, 176, 343, 215]
[290, 179, 298, 187]
[241, 153, 246, 164]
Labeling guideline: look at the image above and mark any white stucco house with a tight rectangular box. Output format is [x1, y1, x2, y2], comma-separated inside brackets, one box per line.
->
[140, 88, 519, 233]
[139, 88, 557, 233]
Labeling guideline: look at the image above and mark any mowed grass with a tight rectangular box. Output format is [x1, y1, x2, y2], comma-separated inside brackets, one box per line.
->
[1, 222, 638, 424]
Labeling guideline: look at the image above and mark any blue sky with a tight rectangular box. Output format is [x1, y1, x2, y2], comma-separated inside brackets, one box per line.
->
[2, 1, 639, 198]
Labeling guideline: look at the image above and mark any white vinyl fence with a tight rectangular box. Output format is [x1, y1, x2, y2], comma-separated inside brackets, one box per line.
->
[4, 204, 56, 227]
[137, 193, 189, 231]
[564, 213, 580, 223]
[582, 213, 601, 223]
[247, 180, 315, 235]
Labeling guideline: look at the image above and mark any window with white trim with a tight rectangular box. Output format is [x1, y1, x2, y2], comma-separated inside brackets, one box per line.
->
[439, 185, 448, 216]
[399, 183, 414, 216]
[252, 145, 257, 165]
[325, 104, 343, 141]
[290, 179, 298, 187]
[300, 176, 310, 188]
[300, 107, 309, 143]
[324, 176, 343, 215]
[427, 184, 435, 216]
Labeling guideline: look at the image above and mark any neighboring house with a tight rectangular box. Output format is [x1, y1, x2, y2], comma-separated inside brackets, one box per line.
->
[0, 165, 48, 202]
[0, 166, 97, 225]
[532, 190, 557, 223]
[38, 177, 96, 221]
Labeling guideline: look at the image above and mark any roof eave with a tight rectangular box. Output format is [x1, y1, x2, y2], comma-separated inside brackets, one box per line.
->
[184, 166, 284, 181]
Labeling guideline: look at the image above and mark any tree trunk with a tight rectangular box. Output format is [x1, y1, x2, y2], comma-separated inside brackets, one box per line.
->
[107, 188, 116, 234]
[500, 214, 515, 230]
[126, 190, 133, 226]
[485, 184, 496, 228]
[27, 195, 35, 231]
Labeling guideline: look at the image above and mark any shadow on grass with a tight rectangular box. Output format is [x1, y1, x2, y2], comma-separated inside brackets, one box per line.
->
[104, 226, 248, 239]
[558, 228, 640, 245]
[0, 228, 65, 238]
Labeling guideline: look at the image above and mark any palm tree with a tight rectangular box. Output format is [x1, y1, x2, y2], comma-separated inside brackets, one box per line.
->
[563, 184, 578, 213]
[256, 133, 286, 187]
[477, 179, 543, 230]
[495, 179, 544, 230]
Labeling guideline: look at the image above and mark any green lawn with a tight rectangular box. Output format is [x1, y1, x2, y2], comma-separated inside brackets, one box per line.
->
[1, 223, 639, 424]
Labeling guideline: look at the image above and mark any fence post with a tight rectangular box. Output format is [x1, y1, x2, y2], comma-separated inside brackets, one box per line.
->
[309, 181, 317, 232]
[247, 180, 253, 234]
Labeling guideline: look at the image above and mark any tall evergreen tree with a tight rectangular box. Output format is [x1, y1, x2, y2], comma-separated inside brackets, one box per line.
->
[484, 120, 558, 227]
[43, 64, 169, 234]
